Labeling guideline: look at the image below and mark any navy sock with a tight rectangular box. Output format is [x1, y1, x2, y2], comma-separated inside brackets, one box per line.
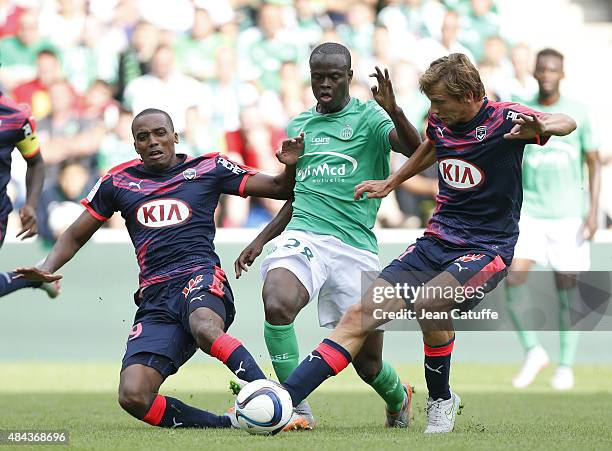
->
[143, 395, 230, 428]
[424, 336, 454, 400]
[0, 271, 40, 297]
[283, 339, 351, 407]
[210, 334, 266, 382]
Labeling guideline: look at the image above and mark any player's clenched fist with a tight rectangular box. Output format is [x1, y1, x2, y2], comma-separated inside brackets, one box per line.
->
[276, 132, 304, 165]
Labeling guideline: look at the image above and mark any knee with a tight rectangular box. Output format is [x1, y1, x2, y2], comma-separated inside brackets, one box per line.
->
[118, 383, 154, 418]
[338, 302, 363, 330]
[506, 271, 527, 287]
[263, 289, 300, 325]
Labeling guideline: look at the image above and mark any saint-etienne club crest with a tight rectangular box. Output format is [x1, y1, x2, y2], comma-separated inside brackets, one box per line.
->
[340, 124, 353, 139]
[475, 126, 487, 141]
[182, 168, 197, 180]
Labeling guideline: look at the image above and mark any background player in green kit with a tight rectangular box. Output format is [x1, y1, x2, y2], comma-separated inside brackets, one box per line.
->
[505, 48, 601, 390]
[234, 42, 422, 429]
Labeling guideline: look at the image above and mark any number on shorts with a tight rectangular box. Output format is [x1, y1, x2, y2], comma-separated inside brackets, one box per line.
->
[282, 238, 314, 261]
[283, 238, 300, 248]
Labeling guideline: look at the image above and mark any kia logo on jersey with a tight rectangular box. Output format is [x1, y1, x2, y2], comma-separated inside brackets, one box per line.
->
[438, 158, 484, 190]
[136, 198, 192, 228]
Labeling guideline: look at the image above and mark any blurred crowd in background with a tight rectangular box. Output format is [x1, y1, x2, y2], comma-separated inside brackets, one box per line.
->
[1, 0, 608, 244]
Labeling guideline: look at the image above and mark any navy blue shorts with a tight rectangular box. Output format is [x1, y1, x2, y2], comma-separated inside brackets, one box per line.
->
[121, 266, 236, 378]
[379, 236, 508, 311]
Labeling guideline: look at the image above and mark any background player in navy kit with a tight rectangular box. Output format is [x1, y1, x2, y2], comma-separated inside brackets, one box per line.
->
[15, 108, 297, 429]
[269, 54, 577, 434]
[0, 91, 58, 298]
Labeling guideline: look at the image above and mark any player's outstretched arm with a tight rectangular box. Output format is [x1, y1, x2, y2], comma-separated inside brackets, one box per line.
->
[14, 211, 104, 282]
[235, 199, 293, 278]
[243, 132, 302, 199]
[504, 113, 576, 141]
[354, 138, 436, 200]
[17, 152, 44, 240]
[370, 66, 421, 156]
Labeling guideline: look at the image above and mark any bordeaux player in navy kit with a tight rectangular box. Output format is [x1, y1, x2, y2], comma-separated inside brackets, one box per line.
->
[271, 54, 577, 434]
[16, 108, 298, 429]
[0, 92, 58, 299]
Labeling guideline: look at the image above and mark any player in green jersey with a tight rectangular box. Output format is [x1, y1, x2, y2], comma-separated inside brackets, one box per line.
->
[505, 48, 601, 390]
[234, 42, 422, 430]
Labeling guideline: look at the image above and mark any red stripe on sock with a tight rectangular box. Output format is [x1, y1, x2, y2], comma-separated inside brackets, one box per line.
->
[316, 343, 350, 375]
[210, 333, 241, 364]
[143, 394, 166, 425]
[424, 341, 454, 357]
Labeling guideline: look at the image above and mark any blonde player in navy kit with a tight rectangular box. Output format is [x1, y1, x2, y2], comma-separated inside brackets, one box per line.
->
[273, 54, 577, 434]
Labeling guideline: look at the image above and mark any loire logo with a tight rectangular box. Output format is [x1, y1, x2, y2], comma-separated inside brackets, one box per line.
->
[311, 136, 330, 145]
[297, 151, 358, 182]
[136, 198, 191, 228]
[438, 158, 484, 190]
[475, 126, 487, 141]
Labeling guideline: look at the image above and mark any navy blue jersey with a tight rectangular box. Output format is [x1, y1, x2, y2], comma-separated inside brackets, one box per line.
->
[81, 153, 256, 288]
[0, 93, 40, 218]
[425, 99, 549, 264]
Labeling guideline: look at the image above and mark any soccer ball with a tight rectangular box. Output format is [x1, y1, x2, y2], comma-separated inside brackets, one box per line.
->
[234, 379, 293, 435]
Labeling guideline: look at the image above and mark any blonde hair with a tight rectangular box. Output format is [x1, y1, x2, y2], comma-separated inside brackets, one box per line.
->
[419, 53, 485, 100]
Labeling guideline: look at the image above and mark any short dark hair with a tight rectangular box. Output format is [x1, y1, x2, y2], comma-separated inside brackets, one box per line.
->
[132, 108, 174, 132]
[310, 42, 351, 69]
[37, 48, 58, 59]
[536, 48, 564, 64]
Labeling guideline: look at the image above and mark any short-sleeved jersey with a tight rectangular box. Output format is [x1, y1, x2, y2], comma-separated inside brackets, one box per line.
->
[0, 93, 41, 218]
[286, 98, 395, 253]
[521, 96, 599, 219]
[425, 98, 549, 265]
[81, 154, 256, 289]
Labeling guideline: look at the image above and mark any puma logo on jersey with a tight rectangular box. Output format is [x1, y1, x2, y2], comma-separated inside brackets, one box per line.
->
[438, 158, 484, 190]
[128, 180, 143, 190]
[136, 199, 192, 228]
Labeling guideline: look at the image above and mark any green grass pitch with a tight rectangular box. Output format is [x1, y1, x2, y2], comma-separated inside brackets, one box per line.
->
[1, 363, 611, 450]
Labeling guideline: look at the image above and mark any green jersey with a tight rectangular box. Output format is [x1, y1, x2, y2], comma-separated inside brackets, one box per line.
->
[521, 96, 599, 219]
[286, 98, 394, 253]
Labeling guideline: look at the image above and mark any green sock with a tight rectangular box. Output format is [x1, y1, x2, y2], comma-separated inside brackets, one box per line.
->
[264, 321, 300, 383]
[506, 284, 540, 351]
[558, 288, 580, 367]
[368, 361, 405, 413]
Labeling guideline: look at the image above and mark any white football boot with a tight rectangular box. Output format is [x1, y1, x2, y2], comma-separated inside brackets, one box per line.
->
[512, 345, 550, 388]
[424, 391, 461, 434]
[550, 366, 574, 390]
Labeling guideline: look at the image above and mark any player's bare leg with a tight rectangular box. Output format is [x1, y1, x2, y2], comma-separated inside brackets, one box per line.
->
[118, 363, 231, 428]
[118, 364, 164, 419]
[189, 306, 266, 383]
[262, 268, 314, 430]
[506, 259, 549, 388]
